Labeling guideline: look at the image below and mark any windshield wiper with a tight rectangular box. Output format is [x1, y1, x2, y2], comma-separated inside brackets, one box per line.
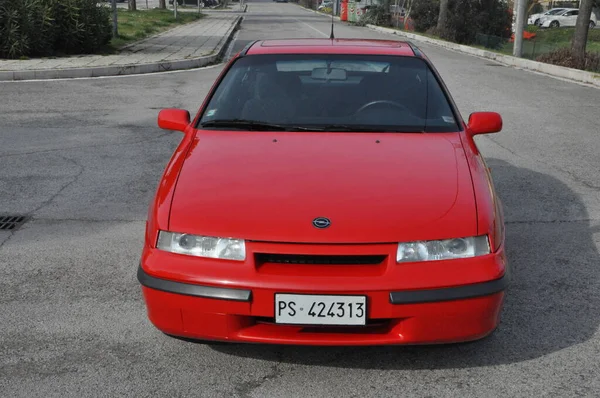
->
[317, 125, 425, 133]
[199, 119, 315, 132]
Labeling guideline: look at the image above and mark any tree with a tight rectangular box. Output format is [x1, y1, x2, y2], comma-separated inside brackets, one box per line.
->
[436, 0, 449, 32]
[159, 0, 166, 9]
[129, 0, 137, 11]
[571, 0, 594, 68]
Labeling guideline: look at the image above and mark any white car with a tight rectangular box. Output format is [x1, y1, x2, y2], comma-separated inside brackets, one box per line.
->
[528, 8, 566, 26]
[317, 1, 332, 10]
[540, 8, 598, 28]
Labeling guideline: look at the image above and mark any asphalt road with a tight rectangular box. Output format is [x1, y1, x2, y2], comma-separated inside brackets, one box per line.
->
[1, 2, 599, 397]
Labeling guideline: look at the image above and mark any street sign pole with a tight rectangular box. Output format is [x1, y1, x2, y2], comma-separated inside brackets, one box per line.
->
[513, 0, 527, 57]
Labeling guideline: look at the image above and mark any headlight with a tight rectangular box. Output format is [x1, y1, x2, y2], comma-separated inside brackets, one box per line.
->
[157, 231, 246, 261]
[396, 236, 490, 263]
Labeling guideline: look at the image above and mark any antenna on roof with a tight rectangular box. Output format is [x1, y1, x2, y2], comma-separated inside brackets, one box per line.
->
[330, 4, 335, 39]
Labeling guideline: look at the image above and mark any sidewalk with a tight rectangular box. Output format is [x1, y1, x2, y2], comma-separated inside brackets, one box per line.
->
[0, 13, 241, 81]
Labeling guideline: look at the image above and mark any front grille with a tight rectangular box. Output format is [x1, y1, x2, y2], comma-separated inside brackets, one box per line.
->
[255, 253, 386, 265]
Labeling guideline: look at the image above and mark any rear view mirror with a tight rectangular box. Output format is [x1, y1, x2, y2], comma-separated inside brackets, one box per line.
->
[467, 112, 502, 136]
[158, 109, 191, 132]
[311, 67, 347, 81]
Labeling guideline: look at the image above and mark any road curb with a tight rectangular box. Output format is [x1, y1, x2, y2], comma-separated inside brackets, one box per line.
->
[0, 16, 242, 81]
[365, 24, 600, 88]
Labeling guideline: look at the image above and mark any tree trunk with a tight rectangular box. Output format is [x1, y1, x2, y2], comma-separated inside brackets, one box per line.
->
[436, 0, 449, 31]
[159, 0, 167, 9]
[129, 0, 137, 11]
[571, 0, 594, 68]
[112, 0, 118, 38]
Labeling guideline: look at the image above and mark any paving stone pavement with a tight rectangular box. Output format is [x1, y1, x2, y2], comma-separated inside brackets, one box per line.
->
[0, 13, 241, 80]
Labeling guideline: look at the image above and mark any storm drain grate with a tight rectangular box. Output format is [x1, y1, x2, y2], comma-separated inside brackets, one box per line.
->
[0, 215, 29, 231]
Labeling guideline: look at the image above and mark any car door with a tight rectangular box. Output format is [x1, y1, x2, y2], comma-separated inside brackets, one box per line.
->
[561, 10, 579, 27]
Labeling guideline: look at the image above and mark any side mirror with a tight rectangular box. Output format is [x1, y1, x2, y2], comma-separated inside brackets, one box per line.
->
[158, 109, 191, 132]
[467, 112, 502, 136]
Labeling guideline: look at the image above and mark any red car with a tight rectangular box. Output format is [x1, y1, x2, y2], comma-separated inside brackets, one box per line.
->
[137, 39, 508, 345]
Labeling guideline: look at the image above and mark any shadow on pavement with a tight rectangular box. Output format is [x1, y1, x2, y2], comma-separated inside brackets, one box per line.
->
[205, 158, 600, 369]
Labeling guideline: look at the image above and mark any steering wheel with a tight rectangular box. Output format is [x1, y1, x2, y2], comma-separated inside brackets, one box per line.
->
[355, 100, 410, 115]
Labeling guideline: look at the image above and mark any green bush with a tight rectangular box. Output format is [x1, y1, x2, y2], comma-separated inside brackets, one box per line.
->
[357, 5, 390, 27]
[0, 0, 111, 59]
[411, 0, 440, 33]
[407, 0, 512, 45]
[439, 0, 512, 44]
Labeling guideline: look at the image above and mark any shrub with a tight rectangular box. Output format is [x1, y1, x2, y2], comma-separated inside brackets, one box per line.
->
[536, 47, 600, 72]
[0, 0, 111, 59]
[357, 5, 390, 27]
[404, 0, 511, 45]
[438, 0, 512, 44]
[411, 0, 440, 33]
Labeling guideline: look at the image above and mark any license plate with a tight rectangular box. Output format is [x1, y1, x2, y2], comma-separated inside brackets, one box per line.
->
[275, 294, 367, 325]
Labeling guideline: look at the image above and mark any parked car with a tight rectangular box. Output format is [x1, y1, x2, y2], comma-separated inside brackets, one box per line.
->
[528, 8, 566, 26]
[317, 1, 333, 10]
[540, 8, 597, 28]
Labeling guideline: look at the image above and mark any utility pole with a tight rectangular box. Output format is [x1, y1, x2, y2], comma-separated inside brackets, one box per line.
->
[112, 0, 118, 38]
[512, 0, 527, 57]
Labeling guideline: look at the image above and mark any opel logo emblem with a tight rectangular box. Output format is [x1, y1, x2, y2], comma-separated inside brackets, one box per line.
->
[312, 217, 331, 229]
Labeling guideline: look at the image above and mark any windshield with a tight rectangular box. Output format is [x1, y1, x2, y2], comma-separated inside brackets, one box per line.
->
[198, 54, 460, 133]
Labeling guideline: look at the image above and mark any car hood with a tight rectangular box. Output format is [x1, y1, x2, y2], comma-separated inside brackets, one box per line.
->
[168, 131, 477, 243]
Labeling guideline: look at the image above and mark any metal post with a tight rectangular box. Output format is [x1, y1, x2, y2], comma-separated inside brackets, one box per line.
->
[513, 0, 527, 57]
[146, 0, 149, 9]
[174, 0, 178, 19]
[112, 0, 118, 38]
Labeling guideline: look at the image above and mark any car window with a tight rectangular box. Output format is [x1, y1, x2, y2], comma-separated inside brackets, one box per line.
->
[547, 9, 564, 15]
[198, 54, 460, 133]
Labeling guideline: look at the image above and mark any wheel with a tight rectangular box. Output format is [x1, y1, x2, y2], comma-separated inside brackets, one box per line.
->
[534, 18, 540, 26]
[355, 100, 410, 114]
[589, 21, 596, 29]
[549, 21, 559, 28]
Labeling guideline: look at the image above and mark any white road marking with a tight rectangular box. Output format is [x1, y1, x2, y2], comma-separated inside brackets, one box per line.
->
[295, 18, 329, 38]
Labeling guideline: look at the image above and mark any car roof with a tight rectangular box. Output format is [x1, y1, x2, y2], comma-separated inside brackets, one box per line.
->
[244, 39, 418, 57]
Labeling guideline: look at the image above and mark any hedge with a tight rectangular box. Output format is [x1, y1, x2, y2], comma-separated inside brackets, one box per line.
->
[0, 0, 111, 59]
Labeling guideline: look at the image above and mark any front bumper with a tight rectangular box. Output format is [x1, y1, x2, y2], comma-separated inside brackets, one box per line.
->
[138, 241, 508, 345]
[138, 264, 508, 305]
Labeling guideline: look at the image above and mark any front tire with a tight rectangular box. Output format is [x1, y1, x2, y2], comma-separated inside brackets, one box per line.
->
[534, 18, 540, 26]
[549, 21, 560, 28]
[589, 21, 596, 29]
